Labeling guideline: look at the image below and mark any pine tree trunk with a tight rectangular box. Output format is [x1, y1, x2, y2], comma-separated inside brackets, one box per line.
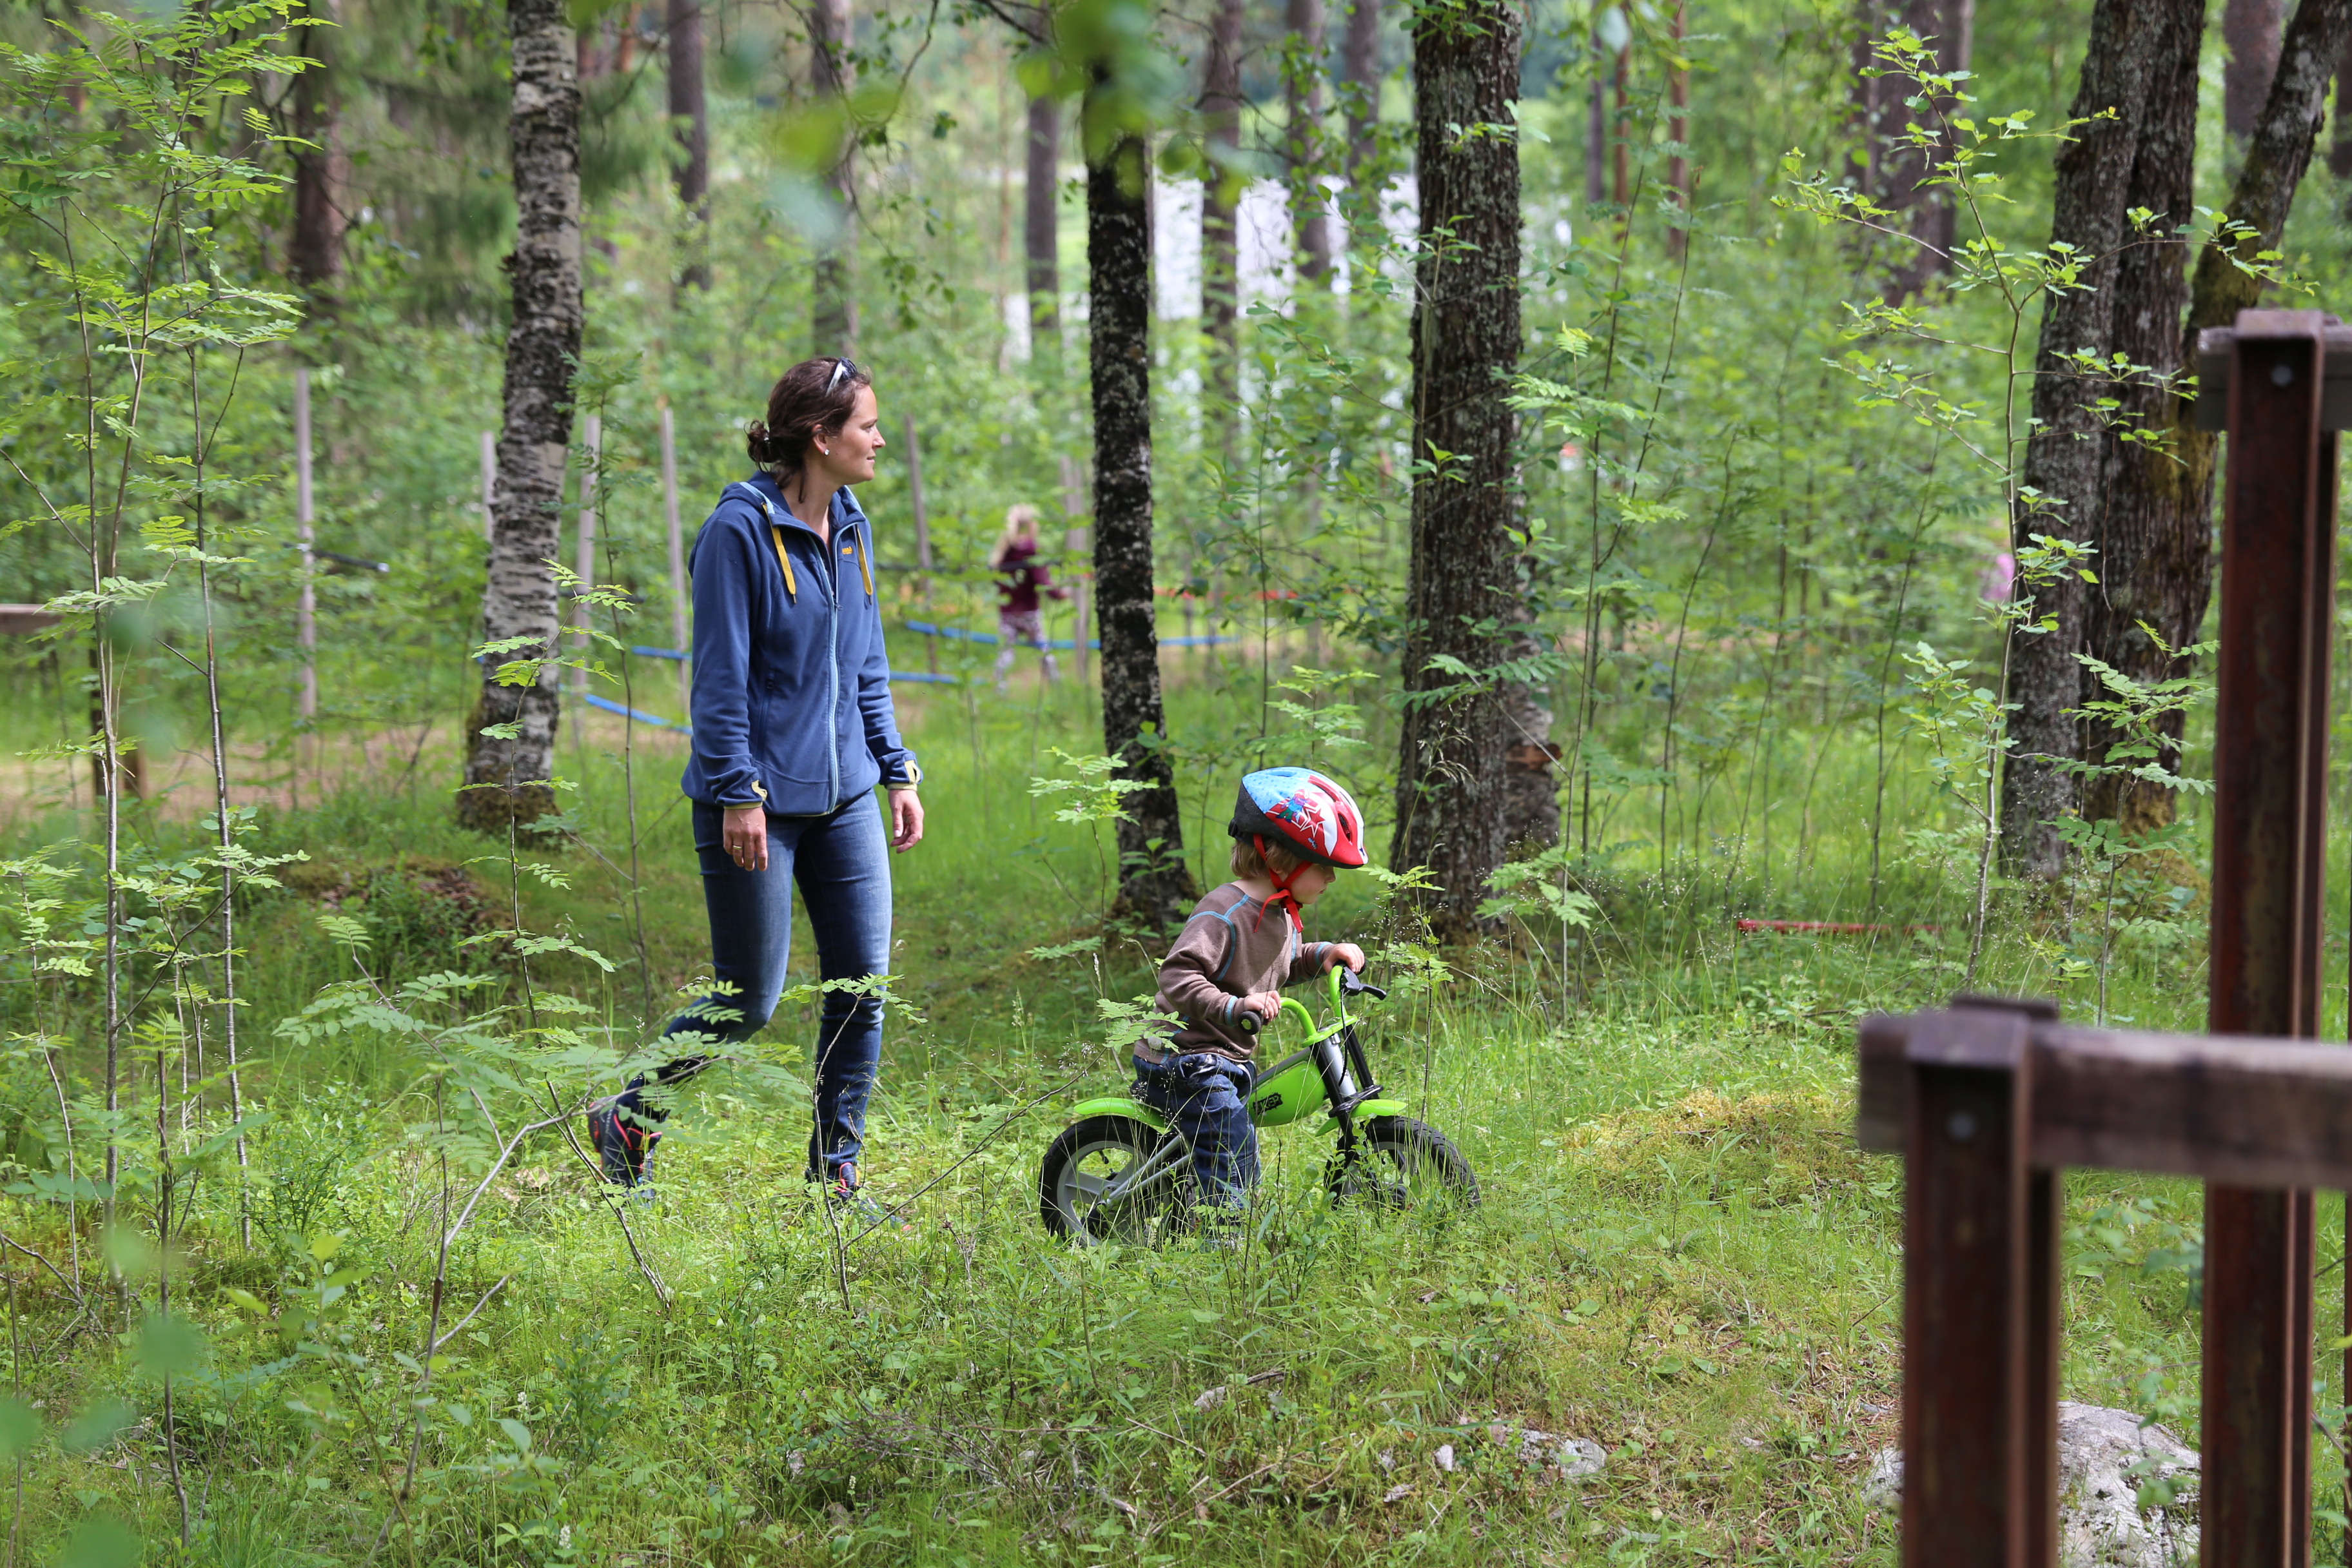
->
[2079, 0, 2202, 834]
[1026, 94, 1062, 339]
[2095, 0, 2352, 832]
[1996, 0, 2175, 878]
[1202, 0, 1243, 422]
[1341, 0, 1380, 181]
[459, 0, 582, 833]
[1393, 0, 1521, 936]
[2331, 32, 2352, 180]
[669, 0, 710, 291]
[1089, 129, 1196, 927]
[2226, 0, 2286, 138]
[1286, 0, 1333, 281]
[288, 0, 344, 294]
[812, 0, 858, 353]
[1870, 0, 1975, 300]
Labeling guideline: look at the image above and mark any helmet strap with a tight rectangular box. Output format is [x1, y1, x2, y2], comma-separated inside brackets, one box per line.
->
[1252, 835, 1306, 933]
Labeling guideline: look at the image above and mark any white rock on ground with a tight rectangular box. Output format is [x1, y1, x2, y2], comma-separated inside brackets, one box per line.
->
[1860, 1402, 2199, 1568]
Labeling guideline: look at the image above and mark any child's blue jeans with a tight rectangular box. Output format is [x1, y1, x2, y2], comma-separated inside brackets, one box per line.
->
[1132, 1052, 1259, 1209]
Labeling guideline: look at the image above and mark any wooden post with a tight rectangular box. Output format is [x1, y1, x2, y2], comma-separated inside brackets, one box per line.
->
[572, 413, 601, 694]
[1897, 1001, 2060, 1568]
[293, 368, 317, 725]
[2202, 309, 2335, 1568]
[1061, 454, 1089, 687]
[479, 429, 496, 542]
[903, 413, 936, 672]
[660, 404, 691, 720]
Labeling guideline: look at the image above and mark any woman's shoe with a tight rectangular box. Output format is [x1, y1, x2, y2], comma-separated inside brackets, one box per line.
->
[587, 1098, 659, 1191]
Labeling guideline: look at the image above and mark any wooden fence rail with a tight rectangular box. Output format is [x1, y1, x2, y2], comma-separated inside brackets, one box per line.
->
[1865, 307, 2351, 1565]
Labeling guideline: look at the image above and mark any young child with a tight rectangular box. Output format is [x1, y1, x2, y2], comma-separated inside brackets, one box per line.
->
[1139, 768, 1371, 1215]
[988, 504, 1068, 685]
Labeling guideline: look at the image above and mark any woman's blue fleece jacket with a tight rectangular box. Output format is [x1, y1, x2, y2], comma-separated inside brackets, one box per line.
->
[680, 473, 919, 813]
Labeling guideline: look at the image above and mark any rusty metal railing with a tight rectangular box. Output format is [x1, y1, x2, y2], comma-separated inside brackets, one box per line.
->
[1867, 308, 2349, 1565]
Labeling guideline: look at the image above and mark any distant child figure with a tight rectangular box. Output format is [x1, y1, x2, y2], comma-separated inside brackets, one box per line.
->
[1140, 769, 1371, 1217]
[989, 504, 1069, 683]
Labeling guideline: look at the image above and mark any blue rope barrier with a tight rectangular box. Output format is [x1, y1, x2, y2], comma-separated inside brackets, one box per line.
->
[901, 620, 1233, 651]
[583, 692, 684, 729]
[630, 644, 688, 661]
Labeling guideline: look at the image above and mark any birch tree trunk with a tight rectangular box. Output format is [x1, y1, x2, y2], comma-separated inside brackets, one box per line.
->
[1995, 0, 2175, 877]
[1393, 0, 1520, 935]
[459, 0, 581, 832]
[1090, 127, 1196, 926]
[812, 0, 858, 353]
[669, 0, 710, 292]
[1025, 93, 1062, 339]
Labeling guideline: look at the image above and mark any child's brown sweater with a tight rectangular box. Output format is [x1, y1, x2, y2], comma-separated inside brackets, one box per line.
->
[1141, 881, 1333, 1064]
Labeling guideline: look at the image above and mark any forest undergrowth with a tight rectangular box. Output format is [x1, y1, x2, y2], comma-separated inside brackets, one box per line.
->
[0, 679, 2278, 1567]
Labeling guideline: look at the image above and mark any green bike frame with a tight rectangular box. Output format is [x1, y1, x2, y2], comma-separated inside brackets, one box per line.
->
[1065, 966, 1406, 1149]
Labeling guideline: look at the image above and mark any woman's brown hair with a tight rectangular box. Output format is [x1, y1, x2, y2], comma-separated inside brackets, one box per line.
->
[747, 357, 872, 485]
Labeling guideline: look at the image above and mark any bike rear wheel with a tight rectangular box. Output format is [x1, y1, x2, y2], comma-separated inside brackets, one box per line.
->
[1327, 1116, 1480, 1215]
[1038, 1115, 1189, 1245]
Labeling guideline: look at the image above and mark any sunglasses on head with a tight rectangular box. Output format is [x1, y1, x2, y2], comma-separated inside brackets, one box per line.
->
[826, 356, 858, 393]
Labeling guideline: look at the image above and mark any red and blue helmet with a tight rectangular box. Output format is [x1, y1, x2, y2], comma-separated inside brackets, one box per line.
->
[1229, 768, 1368, 869]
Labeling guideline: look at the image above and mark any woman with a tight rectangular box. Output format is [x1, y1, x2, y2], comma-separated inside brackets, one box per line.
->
[589, 356, 924, 1207]
[988, 503, 1067, 685]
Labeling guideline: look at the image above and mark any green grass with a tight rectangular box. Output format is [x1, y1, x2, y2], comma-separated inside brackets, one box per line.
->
[0, 669, 2295, 1565]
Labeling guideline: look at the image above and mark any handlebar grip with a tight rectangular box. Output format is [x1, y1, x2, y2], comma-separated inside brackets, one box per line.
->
[1235, 1012, 1260, 1035]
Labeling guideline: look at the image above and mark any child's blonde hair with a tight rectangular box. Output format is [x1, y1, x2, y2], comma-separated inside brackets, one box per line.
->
[988, 504, 1043, 569]
[1231, 836, 1305, 881]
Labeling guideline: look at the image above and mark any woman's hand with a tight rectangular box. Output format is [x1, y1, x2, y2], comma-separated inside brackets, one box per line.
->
[723, 804, 769, 872]
[1324, 942, 1368, 974]
[888, 789, 925, 852]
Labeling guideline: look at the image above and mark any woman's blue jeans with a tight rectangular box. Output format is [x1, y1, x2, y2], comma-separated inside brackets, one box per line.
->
[620, 792, 892, 1180]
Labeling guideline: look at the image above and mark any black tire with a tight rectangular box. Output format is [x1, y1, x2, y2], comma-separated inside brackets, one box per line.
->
[1327, 1116, 1480, 1214]
[1038, 1115, 1188, 1244]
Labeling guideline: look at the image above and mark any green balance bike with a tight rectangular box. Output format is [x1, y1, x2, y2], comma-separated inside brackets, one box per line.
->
[1037, 966, 1480, 1244]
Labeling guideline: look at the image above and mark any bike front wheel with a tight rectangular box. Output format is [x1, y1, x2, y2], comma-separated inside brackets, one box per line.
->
[1327, 1116, 1480, 1215]
[1038, 1114, 1189, 1245]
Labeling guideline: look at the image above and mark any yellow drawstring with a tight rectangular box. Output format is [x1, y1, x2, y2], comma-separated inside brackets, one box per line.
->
[854, 534, 874, 599]
[770, 525, 798, 600]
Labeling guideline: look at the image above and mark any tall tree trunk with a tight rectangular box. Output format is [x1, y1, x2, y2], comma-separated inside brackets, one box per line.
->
[2330, 30, 2352, 181]
[2095, 0, 2352, 832]
[2226, 0, 2286, 138]
[288, 0, 344, 295]
[1286, 0, 1333, 281]
[669, 0, 710, 292]
[1665, 0, 1688, 255]
[459, 0, 582, 833]
[2079, 0, 2203, 834]
[1342, 0, 1381, 182]
[1202, 0, 1243, 424]
[1870, 0, 1977, 300]
[1089, 126, 1197, 926]
[1996, 0, 2175, 878]
[1025, 94, 1061, 341]
[1393, 0, 1520, 935]
[812, 0, 858, 353]
[1585, 38, 1605, 207]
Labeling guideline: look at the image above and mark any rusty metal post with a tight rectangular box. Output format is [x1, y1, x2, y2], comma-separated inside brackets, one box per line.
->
[1901, 1001, 2061, 1568]
[2204, 308, 2335, 1568]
